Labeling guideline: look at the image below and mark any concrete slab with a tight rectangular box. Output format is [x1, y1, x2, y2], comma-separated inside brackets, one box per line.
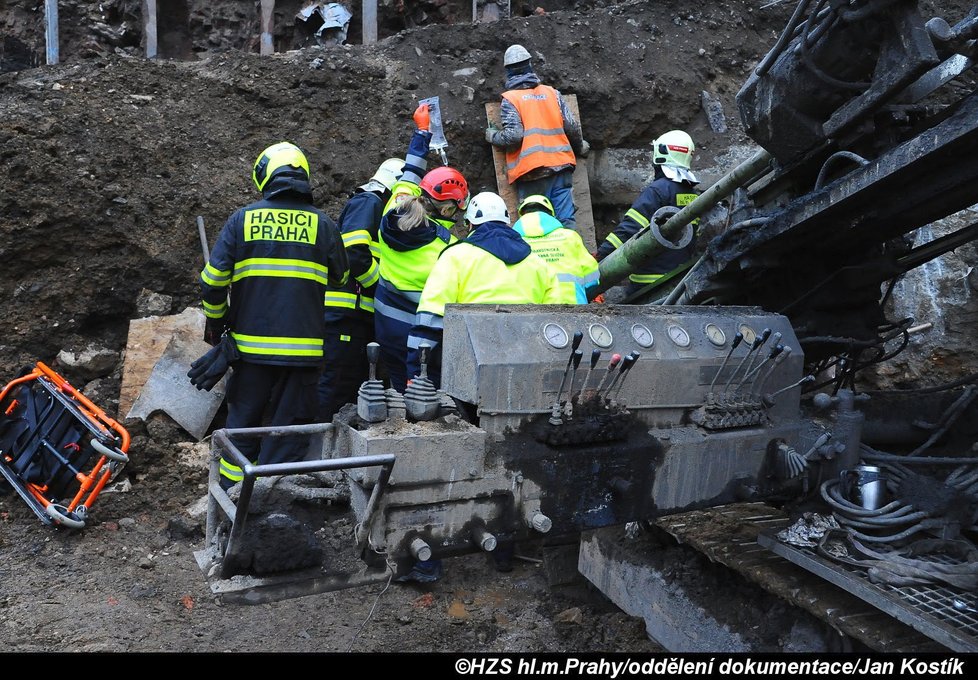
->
[119, 307, 205, 415]
[124, 308, 228, 440]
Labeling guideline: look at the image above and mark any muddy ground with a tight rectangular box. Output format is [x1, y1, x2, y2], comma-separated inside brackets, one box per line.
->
[1, 0, 974, 654]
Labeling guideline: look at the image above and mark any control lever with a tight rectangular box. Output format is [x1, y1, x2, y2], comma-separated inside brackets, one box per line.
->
[753, 345, 792, 396]
[549, 330, 584, 425]
[592, 353, 622, 402]
[735, 337, 783, 393]
[602, 352, 637, 403]
[357, 342, 388, 423]
[763, 372, 814, 407]
[563, 350, 584, 418]
[709, 331, 743, 392]
[419, 343, 430, 379]
[574, 349, 602, 403]
[739, 328, 774, 386]
[366, 342, 379, 381]
[612, 351, 640, 403]
[722, 327, 770, 394]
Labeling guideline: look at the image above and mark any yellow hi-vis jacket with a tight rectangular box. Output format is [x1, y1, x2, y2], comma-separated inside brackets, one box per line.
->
[514, 212, 599, 304]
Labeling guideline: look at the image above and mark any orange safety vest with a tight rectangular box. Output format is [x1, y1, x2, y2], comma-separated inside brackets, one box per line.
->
[501, 85, 577, 183]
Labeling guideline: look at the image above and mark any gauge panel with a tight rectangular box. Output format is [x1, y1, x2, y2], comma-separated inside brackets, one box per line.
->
[543, 322, 569, 349]
[667, 323, 691, 348]
[588, 322, 614, 348]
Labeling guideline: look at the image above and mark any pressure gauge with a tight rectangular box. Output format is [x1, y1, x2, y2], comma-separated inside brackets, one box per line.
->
[631, 323, 654, 348]
[705, 323, 726, 347]
[739, 323, 757, 345]
[543, 322, 569, 349]
[667, 323, 691, 348]
[588, 323, 614, 348]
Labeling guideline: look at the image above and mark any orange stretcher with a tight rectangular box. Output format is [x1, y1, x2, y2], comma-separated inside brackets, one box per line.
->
[0, 362, 131, 529]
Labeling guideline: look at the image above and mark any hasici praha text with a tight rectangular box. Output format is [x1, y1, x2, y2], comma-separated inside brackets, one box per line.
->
[244, 209, 318, 244]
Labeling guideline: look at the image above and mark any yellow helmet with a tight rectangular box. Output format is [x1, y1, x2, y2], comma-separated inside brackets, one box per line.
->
[253, 142, 310, 192]
[652, 130, 694, 169]
[518, 194, 555, 216]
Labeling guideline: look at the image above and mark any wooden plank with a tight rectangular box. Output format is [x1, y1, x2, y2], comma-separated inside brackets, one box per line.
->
[142, 0, 157, 58]
[44, 0, 59, 65]
[260, 0, 275, 56]
[485, 95, 596, 252]
[362, 0, 377, 44]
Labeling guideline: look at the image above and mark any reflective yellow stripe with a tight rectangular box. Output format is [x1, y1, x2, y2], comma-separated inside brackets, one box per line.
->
[340, 335, 351, 342]
[231, 332, 324, 357]
[324, 291, 358, 309]
[201, 263, 231, 287]
[359, 296, 375, 313]
[231, 257, 329, 285]
[202, 300, 227, 318]
[219, 456, 258, 483]
[625, 208, 650, 229]
[356, 260, 380, 287]
[629, 273, 664, 284]
[342, 229, 371, 248]
[219, 458, 245, 482]
[369, 243, 381, 258]
[606, 233, 624, 249]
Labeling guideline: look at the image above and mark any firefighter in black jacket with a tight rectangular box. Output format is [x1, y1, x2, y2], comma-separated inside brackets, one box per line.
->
[200, 141, 349, 489]
[595, 130, 701, 298]
[317, 158, 404, 421]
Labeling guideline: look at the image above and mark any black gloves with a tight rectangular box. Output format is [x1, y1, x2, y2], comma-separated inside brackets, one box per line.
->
[204, 317, 226, 346]
[188, 335, 240, 391]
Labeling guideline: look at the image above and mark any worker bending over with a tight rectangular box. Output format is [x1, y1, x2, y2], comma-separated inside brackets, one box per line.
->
[513, 194, 599, 303]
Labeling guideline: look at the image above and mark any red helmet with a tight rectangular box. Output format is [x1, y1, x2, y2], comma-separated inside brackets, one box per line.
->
[420, 166, 469, 210]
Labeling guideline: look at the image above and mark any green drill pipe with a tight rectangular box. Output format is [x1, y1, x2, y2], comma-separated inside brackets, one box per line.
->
[593, 149, 773, 295]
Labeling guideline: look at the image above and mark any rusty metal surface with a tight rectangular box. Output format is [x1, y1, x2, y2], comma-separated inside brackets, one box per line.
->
[655, 503, 943, 652]
[758, 529, 978, 653]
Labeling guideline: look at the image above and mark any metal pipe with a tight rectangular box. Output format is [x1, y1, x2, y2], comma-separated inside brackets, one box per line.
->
[197, 216, 209, 263]
[594, 149, 773, 294]
[472, 527, 497, 552]
[409, 537, 432, 561]
[45, 0, 59, 65]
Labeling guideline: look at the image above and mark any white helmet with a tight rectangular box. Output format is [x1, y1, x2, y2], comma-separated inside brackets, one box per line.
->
[464, 191, 510, 226]
[370, 158, 405, 191]
[652, 130, 694, 169]
[504, 44, 532, 67]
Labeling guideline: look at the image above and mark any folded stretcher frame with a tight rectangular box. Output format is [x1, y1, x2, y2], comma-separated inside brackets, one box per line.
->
[0, 361, 131, 529]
